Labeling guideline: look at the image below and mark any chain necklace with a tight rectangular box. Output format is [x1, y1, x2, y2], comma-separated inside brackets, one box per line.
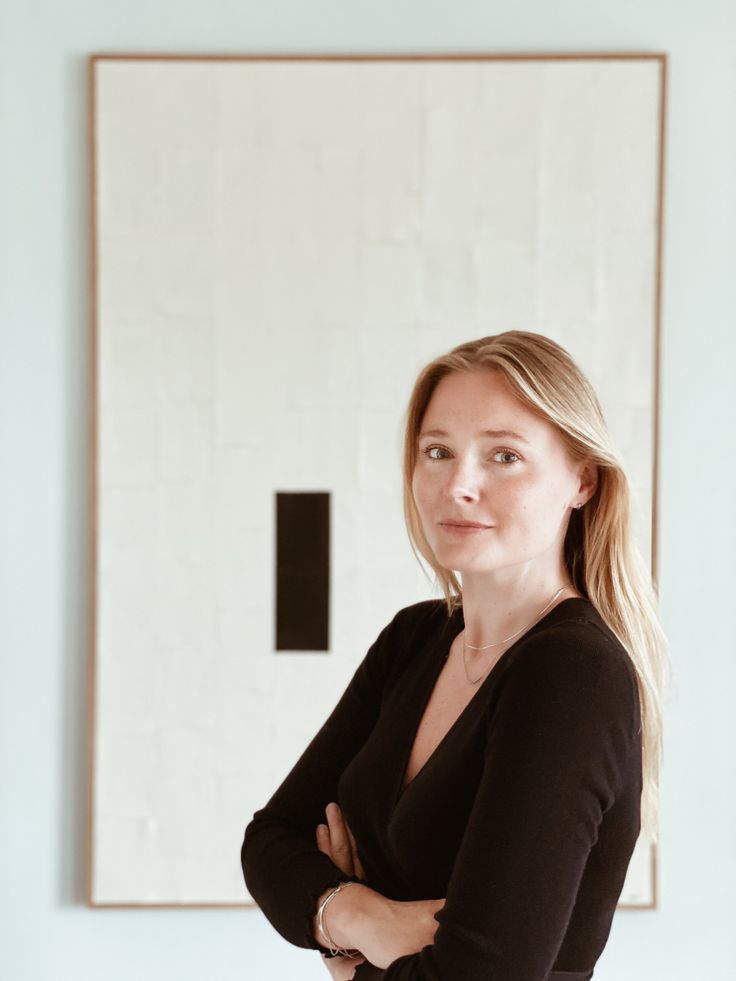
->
[461, 584, 573, 685]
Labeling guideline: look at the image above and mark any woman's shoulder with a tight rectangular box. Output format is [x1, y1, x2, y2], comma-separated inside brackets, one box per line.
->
[508, 600, 640, 720]
[391, 596, 453, 628]
[533, 599, 634, 667]
[373, 597, 453, 652]
[365, 598, 454, 680]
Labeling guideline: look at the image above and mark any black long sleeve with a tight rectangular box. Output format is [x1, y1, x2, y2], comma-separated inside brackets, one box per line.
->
[240, 605, 426, 955]
[240, 598, 642, 980]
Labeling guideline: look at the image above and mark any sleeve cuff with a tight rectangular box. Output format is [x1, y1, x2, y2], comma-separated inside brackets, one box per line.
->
[352, 960, 385, 979]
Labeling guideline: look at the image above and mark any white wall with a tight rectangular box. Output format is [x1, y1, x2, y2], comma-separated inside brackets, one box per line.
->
[1, 1, 734, 978]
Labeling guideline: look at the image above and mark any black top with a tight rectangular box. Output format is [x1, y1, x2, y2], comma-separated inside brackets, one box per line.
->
[241, 597, 642, 980]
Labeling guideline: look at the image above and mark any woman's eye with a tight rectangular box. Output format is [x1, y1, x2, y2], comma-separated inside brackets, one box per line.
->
[423, 446, 449, 460]
[421, 446, 520, 465]
[492, 449, 520, 465]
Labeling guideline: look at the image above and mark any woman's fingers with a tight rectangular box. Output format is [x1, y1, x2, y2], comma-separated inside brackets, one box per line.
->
[321, 952, 366, 980]
[324, 802, 354, 875]
[315, 822, 332, 857]
[316, 802, 366, 881]
[345, 820, 365, 880]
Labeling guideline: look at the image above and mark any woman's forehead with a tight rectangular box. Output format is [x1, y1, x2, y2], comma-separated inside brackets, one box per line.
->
[424, 371, 546, 432]
[420, 371, 579, 461]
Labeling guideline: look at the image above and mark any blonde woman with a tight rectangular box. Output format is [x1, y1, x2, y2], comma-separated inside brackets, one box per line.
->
[241, 331, 669, 980]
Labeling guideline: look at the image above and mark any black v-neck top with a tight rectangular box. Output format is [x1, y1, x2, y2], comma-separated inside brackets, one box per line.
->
[241, 597, 642, 980]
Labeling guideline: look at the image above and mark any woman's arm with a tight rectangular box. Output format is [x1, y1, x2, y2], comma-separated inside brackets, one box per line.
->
[311, 811, 445, 976]
[311, 803, 369, 953]
[349, 623, 641, 979]
[312, 877, 444, 966]
[240, 603, 433, 956]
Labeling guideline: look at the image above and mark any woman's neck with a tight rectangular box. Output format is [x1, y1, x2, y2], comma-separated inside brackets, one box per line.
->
[458, 573, 581, 650]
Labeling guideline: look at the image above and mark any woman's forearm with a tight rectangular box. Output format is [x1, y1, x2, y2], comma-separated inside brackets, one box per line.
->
[312, 882, 382, 952]
[314, 886, 445, 971]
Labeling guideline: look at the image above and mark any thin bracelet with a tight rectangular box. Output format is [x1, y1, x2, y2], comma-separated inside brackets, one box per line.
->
[317, 881, 362, 958]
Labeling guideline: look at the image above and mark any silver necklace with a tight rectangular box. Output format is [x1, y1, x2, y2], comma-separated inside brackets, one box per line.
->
[461, 584, 573, 685]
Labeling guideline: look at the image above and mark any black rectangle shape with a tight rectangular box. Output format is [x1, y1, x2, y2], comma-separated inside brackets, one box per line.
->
[276, 492, 329, 651]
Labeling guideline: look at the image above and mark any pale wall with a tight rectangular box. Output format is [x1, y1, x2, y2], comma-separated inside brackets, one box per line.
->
[1, 1, 734, 978]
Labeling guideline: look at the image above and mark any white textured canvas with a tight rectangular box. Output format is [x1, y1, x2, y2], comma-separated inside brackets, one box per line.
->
[92, 56, 662, 905]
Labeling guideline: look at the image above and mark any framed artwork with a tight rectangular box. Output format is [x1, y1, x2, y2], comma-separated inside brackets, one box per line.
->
[88, 52, 666, 908]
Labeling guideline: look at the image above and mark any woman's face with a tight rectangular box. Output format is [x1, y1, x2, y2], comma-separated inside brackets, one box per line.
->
[411, 368, 594, 577]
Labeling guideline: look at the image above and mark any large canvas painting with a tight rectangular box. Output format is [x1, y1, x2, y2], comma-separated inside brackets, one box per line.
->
[89, 53, 665, 907]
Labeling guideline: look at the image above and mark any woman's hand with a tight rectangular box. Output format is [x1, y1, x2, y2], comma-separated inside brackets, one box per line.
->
[355, 895, 445, 970]
[314, 801, 445, 971]
[315, 802, 366, 978]
[316, 801, 365, 880]
[320, 952, 366, 980]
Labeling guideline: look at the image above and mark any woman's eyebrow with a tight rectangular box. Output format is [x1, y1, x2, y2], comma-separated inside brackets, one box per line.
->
[419, 428, 531, 445]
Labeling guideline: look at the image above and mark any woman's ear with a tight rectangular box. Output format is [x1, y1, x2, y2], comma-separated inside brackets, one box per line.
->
[577, 461, 598, 504]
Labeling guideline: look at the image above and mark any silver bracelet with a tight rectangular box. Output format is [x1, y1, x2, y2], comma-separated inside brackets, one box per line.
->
[317, 881, 361, 958]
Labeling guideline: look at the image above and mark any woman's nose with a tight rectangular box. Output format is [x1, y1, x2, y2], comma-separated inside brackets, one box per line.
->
[445, 457, 481, 500]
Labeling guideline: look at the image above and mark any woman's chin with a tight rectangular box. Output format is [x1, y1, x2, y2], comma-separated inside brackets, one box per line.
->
[430, 539, 501, 576]
[435, 553, 494, 576]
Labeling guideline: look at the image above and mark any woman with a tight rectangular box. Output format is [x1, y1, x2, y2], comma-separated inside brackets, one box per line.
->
[241, 331, 669, 980]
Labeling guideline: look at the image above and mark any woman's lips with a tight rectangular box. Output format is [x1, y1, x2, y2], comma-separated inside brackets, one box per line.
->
[439, 522, 493, 536]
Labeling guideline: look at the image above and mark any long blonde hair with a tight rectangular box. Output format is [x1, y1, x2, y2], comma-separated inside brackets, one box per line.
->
[402, 330, 670, 843]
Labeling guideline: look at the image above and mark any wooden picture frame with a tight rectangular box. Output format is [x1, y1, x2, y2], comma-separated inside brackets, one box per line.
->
[88, 51, 666, 908]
